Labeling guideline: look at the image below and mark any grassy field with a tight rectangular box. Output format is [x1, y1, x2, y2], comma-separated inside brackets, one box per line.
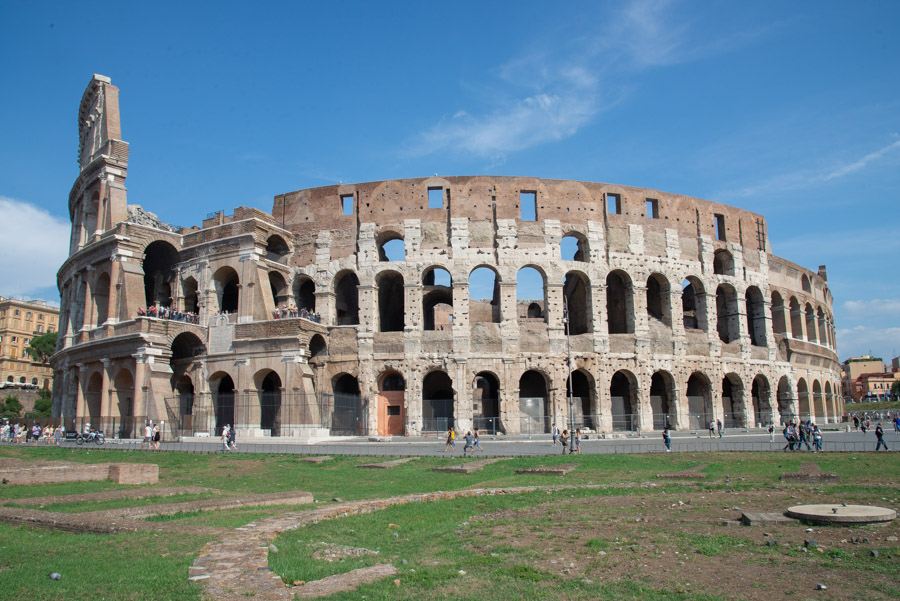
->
[0, 446, 898, 600]
[845, 400, 900, 413]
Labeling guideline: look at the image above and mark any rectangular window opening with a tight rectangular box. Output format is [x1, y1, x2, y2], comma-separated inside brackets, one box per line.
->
[387, 405, 401, 416]
[715, 213, 726, 241]
[520, 191, 536, 221]
[341, 194, 354, 216]
[607, 193, 621, 215]
[646, 198, 659, 219]
[428, 187, 444, 209]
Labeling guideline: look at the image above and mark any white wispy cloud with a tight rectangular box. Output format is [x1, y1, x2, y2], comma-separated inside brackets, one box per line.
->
[836, 325, 900, 361]
[843, 299, 900, 317]
[725, 137, 900, 198]
[408, 0, 764, 160]
[0, 196, 70, 299]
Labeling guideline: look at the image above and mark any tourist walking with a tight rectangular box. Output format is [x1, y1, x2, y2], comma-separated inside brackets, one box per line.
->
[768, 423, 775, 443]
[716, 419, 723, 438]
[444, 428, 455, 452]
[574, 429, 582, 454]
[552, 424, 559, 445]
[708, 420, 715, 439]
[142, 422, 152, 451]
[152, 424, 161, 450]
[662, 427, 671, 452]
[222, 425, 230, 452]
[783, 423, 796, 452]
[797, 423, 812, 451]
[473, 429, 484, 452]
[228, 425, 237, 451]
[812, 425, 823, 452]
[53, 425, 61, 446]
[463, 431, 475, 456]
[875, 423, 890, 451]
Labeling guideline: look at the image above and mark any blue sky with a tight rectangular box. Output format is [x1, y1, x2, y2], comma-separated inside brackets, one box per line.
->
[0, 0, 898, 364]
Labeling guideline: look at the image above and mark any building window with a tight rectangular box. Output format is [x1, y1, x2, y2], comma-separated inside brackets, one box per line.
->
[26, 312, 32, 319]
[11, 336, 17, 342]
[714, 214, 726, 241]
[607, 193, 622, 215]
[646, 198, 659, 219]
[341, 194, 354, 216]
[14, 309, 20, 316]
[520, 191, 536, 221]
[36, 325, 43, 333]
[38, 314, 44, 321]
[428, 187, 444, 209]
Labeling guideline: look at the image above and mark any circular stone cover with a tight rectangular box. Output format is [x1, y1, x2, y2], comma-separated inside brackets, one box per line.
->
[786, 504, 897, 525]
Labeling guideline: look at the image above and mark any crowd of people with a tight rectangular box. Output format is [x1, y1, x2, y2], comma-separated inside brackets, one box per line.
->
[272, 306, 321, 322]
[781, 420, 824, 452]
[0, 421, 62, 445]
[137, 305, 200, 323]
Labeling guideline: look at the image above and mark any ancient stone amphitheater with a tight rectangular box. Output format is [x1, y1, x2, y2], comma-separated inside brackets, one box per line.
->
[51, 75, 842, 440]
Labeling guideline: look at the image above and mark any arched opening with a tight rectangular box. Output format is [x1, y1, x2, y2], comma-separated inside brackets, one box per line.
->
[650, 371, 676, 430]
[517, 266, 546, 323]
[378, 371, 405, 436]
[812, 380, 824, 424]
[377, 232, 405, 262]
[801, 274, 811, 293]
[824, 382, 834, 422]
[716, 284, 740, 343]
[170, 332, 204, 427]
[606, 271, 633, 334]
[561, 232, 589, 262]
[722, 374, 744, 428]
[423, 267, 453, 331]
[686, 372, 712, 430]
[751, 375, 772, 427]
[527, 303, 543, 318]
[175, 376, 195, 432]
[213, 266, 239, 314]
[713, 250, 734, 276]
[94, 271, 110, 327]
[182, 277, 199, 314]
[269, 272, 289, 312]
[376, 270, 405, 332]
[646, 273, 672, 327]
[563, 271, 591, 335]
[308, 334, 327, 364]
[293, 277, 316, 314]
[519, 370, 549, 434]
[681, 277, 706, 330]
[259, 370, 282, 436]
[745, 286, 766, 346]
[334, 271, 360, 325]
[789, 297, 803, 339]
[771, 291, 786, 334]
[473, 372, 501, 434]
[211, 373, 235, 432]
[113, 368, 134, 438]
[610, 370, 637, 431]
[265, 234, 290, 263]
[143, 241, 179, 308]
[776, 376, 794, 425]
[422, 371, 455, 432]
[332, 374, 363, 435]
[566, 369, 595, 430]
[816, 307, 827, 347]
[85, 371, 102, 423]
[469, 266, 501, 323]
[805, 303, 818, 343]
[797, 378, 810, 422]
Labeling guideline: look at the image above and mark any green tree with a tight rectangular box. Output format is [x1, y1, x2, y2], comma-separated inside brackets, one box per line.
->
[26, 332, 58, 364]
[0, 395, 23, 419]
[27, 390, 53, 418]
[893, 380, 900, 397]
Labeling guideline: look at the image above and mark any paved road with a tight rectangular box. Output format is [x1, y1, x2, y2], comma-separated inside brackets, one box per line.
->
[46, 427, 900, 457]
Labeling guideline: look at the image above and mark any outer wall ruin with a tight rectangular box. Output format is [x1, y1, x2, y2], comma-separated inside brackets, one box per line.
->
[51, 75, 843, 439]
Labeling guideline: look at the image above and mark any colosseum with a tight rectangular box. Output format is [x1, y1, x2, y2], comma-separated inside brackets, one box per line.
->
[51, 75, 843, 440]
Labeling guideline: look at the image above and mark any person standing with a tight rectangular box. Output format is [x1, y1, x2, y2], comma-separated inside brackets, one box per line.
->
[708, 420, 716, 439]
[716, 419, 723, 438]
[152, 424, 161, 451]
[812, 425, 823, 452]
[574, 429, 582, 454]
[662, 427, 671, 452]
[559, 429, 568, 454]
[142, 422, 152, 451]
[53, 425, 62, 446]
[222, 424, 230, 452]
[768, 423, 775, 443]
[875, 422, 890, 451]
[463, 431, 474, 456]
[228, 425, 237, 451]
[552, 424, 559, 445]
[444, 428, 455, 452]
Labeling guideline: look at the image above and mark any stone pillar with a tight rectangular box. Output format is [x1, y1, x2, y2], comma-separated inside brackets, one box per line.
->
[106, 257, 122, 324]
[83, 272, 94, 330]
[99, 358, 112, 432]
[454, 359, 470, 431]
[133, 352, 148, 420]
[75, 363, 86, 422]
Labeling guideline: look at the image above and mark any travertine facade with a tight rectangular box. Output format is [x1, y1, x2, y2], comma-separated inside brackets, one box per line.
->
[51, 75, 843, 439]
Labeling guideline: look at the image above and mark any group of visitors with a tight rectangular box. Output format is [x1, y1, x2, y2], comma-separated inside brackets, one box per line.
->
[272, 306, 321, 322]
[443, 428, 484, 454]
[782, 421, 824, 452]
[1, 421, 62, 445]
[708, 419, 725, 438]
[137, 304, 200, 324]
[140, 421, 162, 450]
[850, 412, 900, 434]
[221, 424, 237, 451]
[551, 424, 583, 454]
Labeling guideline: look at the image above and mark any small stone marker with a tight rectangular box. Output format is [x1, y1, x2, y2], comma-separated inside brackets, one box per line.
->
[780, 462, 839, 483]
[357, 458, 417, 469]
[740, 512, 796, 526]
[432, 458, 508, 473]
[515, 463, 578, 475]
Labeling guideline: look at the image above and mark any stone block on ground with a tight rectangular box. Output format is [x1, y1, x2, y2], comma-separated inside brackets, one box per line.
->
[357, 458, 417, 469]
[515, 463, 578, 475]
[108, 463, 158, 485]
[740, 512, 797, 526]
[780, 462, 839, 483]
[431, 458, 508, 473]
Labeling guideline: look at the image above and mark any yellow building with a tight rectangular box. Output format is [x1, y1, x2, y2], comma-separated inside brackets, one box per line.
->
[0, 296, 59, 390]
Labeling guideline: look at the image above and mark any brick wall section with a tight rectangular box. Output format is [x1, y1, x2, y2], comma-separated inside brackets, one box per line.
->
[0, 461, 157, 486]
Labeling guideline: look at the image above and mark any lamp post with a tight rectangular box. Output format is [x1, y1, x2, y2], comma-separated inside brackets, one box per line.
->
[563, 295, 575, 454]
